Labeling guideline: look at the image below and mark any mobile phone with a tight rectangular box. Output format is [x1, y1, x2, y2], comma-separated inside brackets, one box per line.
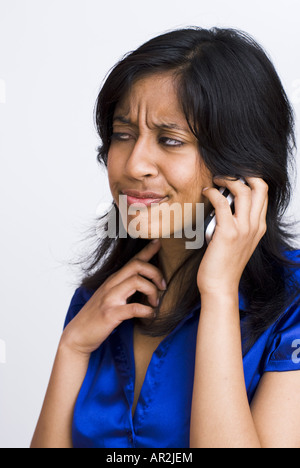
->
[204, 177, 246, 245]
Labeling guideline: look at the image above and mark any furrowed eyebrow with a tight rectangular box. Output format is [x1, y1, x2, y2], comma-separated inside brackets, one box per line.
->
[113, 116, 132, 125]
[112, 115, 189, 133]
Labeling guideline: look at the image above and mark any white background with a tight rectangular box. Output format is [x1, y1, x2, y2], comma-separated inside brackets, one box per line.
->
[0, 0, 300, 448]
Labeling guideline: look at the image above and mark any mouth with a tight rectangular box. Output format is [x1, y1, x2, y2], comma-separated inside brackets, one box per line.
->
[124, 195, 169, 207]
[120, 190, 169, 207]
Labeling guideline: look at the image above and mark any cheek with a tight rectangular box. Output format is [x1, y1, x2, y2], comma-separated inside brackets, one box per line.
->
[192, 160, 213, 200]
[107, 150, 114, 176]
[107, 152, 120, 187]
[170, 162, 192, 183]
[173, 168, 202, 202]
[169, 151, 207, 192]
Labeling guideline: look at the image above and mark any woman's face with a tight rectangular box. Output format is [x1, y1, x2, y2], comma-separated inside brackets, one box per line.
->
[107, 72, 213, 241]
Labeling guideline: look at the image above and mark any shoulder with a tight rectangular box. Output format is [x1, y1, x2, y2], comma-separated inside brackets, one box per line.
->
[282, 248, 300, 281]
[281, 248, 300, 305]
[264, 249, 300, 372]
[63, 285, 96, 329]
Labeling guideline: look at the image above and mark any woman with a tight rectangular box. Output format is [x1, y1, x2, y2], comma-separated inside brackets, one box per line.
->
[31, 27, 300, 448]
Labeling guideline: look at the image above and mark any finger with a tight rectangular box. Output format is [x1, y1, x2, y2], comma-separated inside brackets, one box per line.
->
[104, 239, 166, 291]
[256, 193, 268, 239]
[244, 177, 269, 225]
[213, 177, 252, 226]
[133, 238, 162, 262]
[202, 186, 234, 228]
[260, 193, 268, 224]
[131, 239, 163, 282]
[109, 274, 160, 308]
[118, 258, 166, 292]
[130, 259, 167, 290]
[116, 303, 157, 322]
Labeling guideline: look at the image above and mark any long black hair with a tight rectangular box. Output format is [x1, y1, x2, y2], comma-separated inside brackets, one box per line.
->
[73, 26, 300, 351]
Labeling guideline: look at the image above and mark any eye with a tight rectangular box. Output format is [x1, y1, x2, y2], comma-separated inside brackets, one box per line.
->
[111, 132, 132, 141]
[111, 133, 184, 147]
[160, 137, 184, 147]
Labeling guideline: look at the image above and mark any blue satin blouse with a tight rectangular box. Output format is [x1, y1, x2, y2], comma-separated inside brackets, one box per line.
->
[64, 250, 300, 448]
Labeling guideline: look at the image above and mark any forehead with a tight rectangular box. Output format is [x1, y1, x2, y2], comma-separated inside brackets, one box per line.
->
[114, 73, 190, 131]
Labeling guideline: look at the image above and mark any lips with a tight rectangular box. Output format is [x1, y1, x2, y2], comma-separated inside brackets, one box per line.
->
[126, 195, 168, 207]
[121, 190, 168, 207]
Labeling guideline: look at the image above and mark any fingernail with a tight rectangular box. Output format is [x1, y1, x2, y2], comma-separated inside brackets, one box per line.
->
[156, 298, 160, 306]
[202, 187, 209, 192]
[161, 279, 167, 290]
[151, 238, 160, 244]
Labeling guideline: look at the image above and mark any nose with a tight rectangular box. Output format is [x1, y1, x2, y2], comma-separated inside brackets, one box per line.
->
[124, 135, 159, 179]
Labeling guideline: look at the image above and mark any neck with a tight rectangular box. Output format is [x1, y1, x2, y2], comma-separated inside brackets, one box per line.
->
[157, 237, 192, 283]
[134, 237, 202, 336]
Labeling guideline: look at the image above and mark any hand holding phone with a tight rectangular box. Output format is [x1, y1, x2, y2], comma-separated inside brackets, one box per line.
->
[204, 177, 246, 245]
